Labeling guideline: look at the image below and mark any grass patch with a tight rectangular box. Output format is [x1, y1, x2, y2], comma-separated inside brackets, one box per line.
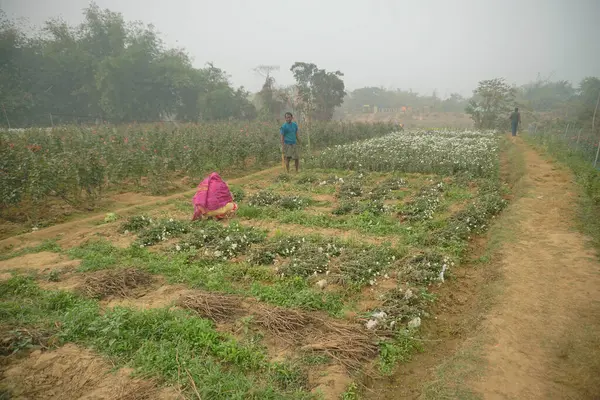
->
[0, 276, 316, 399]
[525, 133, 600, 254]
[0, 239, 62, 261]
[378, 330, 423, 375]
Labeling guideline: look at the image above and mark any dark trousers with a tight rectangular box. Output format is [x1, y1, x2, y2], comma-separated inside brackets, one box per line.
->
[511, 122, 518, 136]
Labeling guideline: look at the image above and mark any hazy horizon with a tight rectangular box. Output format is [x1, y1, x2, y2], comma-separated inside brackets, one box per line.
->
[2, 0, 599, 97]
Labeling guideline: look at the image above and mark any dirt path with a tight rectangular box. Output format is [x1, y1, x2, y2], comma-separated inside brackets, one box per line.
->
[470, 138, 600, 399]
[2, 344, 182, 399]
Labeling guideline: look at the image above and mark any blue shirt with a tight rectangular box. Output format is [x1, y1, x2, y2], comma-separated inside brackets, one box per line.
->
[280, 122, 298, 144]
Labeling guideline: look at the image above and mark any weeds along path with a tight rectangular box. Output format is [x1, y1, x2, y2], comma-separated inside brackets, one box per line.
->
[0, 166, 283, 252]
[470, 138, 600, 399]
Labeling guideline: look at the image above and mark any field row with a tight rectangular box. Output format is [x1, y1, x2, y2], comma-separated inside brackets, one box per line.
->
[0, 121, 394, 209]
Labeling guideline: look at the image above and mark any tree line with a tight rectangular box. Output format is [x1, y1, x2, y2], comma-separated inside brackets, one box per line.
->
[0, 4, 346, 128]
[466, 76, 600, 130]
[1, 3, 598, 130]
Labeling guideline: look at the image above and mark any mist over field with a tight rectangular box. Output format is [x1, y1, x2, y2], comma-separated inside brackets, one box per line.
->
[3, 0, 599, 95]
[1, 3, 600, 400]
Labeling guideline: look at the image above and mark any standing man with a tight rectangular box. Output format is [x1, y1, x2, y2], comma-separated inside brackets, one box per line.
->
[280, 112, 300, 173]
[510, 107, 521, 136]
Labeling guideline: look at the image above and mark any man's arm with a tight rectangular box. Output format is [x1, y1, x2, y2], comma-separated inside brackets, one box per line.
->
[295, 125, 300, 144]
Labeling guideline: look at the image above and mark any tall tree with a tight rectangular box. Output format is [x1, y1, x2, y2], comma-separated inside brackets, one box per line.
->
[0, 3, 256, 126]
[254, 65, 283, 120]
[466, 78, 516, 129]
[577, 77, 600, 124]
[290, 62, 345, 121]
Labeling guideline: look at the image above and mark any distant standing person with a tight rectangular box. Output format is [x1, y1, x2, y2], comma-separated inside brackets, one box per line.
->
[280, 112, 300, 173]
[510, 107, 521, 136]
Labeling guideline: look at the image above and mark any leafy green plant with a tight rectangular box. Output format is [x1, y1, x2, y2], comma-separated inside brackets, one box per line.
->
[229, 185, 246, 202]
[177, 220, 266, 259]
[47, 270, 60, 282]
[248, 190, 281, 207]
[378, 331, 422, 375]
[279, 195, 311, 210]
[119, 215, 152, 233]
[341, 382, 360, 400]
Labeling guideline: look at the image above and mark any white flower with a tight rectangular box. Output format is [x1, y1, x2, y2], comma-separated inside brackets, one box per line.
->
[365, 319, 378, 330]
[372, 311, 387, 320]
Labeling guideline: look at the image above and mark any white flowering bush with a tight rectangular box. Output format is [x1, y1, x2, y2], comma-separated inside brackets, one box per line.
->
[136, 218, 190, 246]
[334, 246, 398, 286]
[278, 195, 311, 210]
[333, 199, 392, 216]
[119, 215, 152, 233]
[401, 181, 444, 221]
[176, 221, 266, 259]
[399, 252, 454, 284]
[280, 243, 332, 277]
[368, 177, 408, 200]
[248, 190, 281, 206]
[248, 191, 311, 210]
[312, 129, 499, 177]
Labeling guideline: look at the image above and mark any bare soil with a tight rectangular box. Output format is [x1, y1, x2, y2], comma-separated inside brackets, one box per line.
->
[0, 252, 80, 273]
[1, 344, 182, 399]
[469, 139, 600, 399]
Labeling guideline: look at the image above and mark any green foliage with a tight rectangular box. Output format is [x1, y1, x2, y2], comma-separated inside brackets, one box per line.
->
[278, 195, 311, 210]
[68, 240, 119, 272]
[337, 246, 397, 286]
[290, 62, 346, 121]
[248, 190, 281, 206]
[0, 120, 394, 212]
[103, 212, 119, 223]
[0, 7, 255, 126]
[250, 278, 345, 315]
[269, 362, 308, 391]
[248, 191, 311, 210]
[341, 86, 467, 114]
[280, 243, 332, 277]
[229, 185, 246, 202]
[0, 277, 316, 399]
[119, 215, 152, 233]
[401, 182, 444, 221]
[339, 181, 363, 199]
[47, 270, 61, 282]
[0, 239, 62, 261]
[313, 130, 499, 178]
[517, 79, 575, 112]
[378, 331, 422, 375]
[177, 220, 266, 259]
[466, 78, 516, 129]
[136, 218, 190, 247]
[340, 382, 360, 400]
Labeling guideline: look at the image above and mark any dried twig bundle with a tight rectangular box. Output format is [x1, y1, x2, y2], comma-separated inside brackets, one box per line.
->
[178, 292, 243, 322]
[79, 268, 153, 299]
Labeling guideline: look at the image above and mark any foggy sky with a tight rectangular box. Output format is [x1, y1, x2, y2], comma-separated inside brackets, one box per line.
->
[2, 0, 599, 97]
